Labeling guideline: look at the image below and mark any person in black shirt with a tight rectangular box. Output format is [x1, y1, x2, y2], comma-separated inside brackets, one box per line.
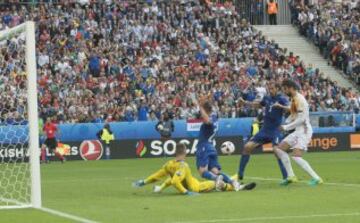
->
[155, 112, 174, 140]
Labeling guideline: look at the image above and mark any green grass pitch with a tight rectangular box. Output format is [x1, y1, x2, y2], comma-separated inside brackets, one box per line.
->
[1, 151, 360, 223]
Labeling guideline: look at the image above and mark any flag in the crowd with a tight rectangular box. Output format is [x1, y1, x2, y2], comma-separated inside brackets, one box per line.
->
[187, 119, 203, 132]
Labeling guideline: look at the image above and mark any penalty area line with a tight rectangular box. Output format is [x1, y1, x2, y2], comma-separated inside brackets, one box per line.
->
[39, 207, 99, 223]
[171, 212, 360, 223]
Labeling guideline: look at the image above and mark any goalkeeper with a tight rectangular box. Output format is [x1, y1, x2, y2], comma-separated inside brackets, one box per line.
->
[133, 143, 256, 195]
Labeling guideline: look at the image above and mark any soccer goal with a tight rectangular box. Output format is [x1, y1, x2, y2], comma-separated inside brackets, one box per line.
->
[0, 22, 41, 209]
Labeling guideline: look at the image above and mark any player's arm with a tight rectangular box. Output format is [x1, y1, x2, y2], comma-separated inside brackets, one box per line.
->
[144, 166, 168, 184]
[273, 102, 291, 112]
[282, 111, 306, 131]
[170, 164, 188, 194]
[237, 97, 262, 108]
[199, 105, 211, 124]
[133, 163, 169, 188]
[197, 94, 212, 124]
[154, 177, 172, 193]
[281, 101, 307, 131]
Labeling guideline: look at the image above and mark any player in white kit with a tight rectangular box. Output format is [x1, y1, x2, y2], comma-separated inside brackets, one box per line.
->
[273, 80, 323, 186]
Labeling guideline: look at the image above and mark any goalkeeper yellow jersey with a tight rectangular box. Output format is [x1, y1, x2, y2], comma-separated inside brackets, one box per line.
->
[150, 159, 214, 193]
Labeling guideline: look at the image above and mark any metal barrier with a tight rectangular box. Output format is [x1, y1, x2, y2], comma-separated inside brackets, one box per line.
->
[310, 112, 355, 128]
[234, 0, 291, 25]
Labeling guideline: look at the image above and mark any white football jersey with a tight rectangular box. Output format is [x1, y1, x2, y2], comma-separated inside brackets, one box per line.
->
[283, 92, 312, 135]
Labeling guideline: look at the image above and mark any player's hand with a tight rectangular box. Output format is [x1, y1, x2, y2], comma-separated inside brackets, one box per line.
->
[132, 180, 145, 188]
[279, 125, 285, 131]
[153, 185, 162, 193]
[185, 191, 200, 196]
[273, 102, 283, 108]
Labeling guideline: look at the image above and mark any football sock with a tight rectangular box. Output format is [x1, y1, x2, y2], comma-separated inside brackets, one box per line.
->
[292, 156, 320, 180]
[277, 158, 288, 179]
[202, 171, 217, 181]
[238, 154, 250, 179]
[220, 173, 233, 184]
[276, 149, 295, 178]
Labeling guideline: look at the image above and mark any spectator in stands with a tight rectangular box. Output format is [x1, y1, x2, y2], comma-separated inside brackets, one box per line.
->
[155, 112, 174, 140]
[267, 0, 278, 25]
[291, 0, 360, 87]
[0, 0, 359, 125]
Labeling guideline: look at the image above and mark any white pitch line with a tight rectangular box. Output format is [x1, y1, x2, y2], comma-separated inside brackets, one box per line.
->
[39, 207, 99, 223]
[246, 176, 360, 188]
[171, 212, 360, 223]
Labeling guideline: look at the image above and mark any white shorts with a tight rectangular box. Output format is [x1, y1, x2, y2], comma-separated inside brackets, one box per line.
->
[282, 131, 312, 151]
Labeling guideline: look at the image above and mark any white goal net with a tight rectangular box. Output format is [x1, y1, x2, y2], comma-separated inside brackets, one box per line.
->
[0, 22, 41, 209]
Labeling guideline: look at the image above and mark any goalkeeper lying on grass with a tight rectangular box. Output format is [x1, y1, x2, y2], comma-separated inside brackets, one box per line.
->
[133, 143, 256, 195]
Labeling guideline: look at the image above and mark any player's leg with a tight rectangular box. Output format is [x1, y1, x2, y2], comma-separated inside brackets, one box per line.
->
[196, 144, 218, 181]
[272, 133, 288, 180]
[133, 168, 167, 188]
[273, 135, 297, 185]
[194, 178, 215, 193]
[154, 178, 172, 193]
[291, 149, 322, 185]
[290, 135, 323, 185]
[238, 139, 261, 180]
[208, 154, 241, 191]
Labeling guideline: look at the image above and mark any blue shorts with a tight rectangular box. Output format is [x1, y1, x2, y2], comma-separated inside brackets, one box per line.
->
[251, 130, 282, 145]
[196, 143, 221, 170]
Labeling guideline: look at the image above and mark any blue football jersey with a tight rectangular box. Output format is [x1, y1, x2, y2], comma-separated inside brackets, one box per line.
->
[260, 94, 288, 131]
[198, 114, 218, 144]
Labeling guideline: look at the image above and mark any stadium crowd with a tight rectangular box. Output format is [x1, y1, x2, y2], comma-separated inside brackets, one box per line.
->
[0, 0, 359, 124]
[290, 0, 360, 86]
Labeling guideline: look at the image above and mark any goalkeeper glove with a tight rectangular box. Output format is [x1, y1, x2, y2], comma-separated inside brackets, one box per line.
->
[153, 185, 162, 193]
[132, 180, 145, 188]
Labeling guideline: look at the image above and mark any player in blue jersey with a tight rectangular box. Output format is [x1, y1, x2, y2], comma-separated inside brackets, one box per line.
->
[196, 95, 256, 191]
[237, 83, 289, 181]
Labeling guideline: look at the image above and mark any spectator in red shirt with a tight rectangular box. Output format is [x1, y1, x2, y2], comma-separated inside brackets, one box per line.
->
[43, 117, 64, 163]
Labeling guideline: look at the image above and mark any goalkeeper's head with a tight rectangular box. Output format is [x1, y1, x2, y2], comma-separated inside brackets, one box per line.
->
[175, 143, 187, 161]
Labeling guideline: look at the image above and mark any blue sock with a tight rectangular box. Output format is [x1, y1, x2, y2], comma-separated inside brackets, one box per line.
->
[220, 173, 233, 184]
[238, 154, 250, 180]
[202, 171, 217, 181]
[277, 158, 288, 179]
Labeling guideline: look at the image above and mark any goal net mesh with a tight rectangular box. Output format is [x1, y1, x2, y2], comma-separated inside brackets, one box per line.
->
[0, 25, 31, 208]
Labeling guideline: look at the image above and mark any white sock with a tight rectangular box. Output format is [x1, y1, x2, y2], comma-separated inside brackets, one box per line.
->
[292, 156, 320, 180]
[275, 149, 295, 178]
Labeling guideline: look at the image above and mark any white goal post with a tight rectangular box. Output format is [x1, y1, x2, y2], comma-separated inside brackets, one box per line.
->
[0, 21, 41, 209]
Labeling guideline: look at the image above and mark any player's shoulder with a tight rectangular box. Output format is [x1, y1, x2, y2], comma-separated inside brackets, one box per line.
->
[296, 92, 308, 103]
[178, 161, 189, 168]
[165, 159, 176, 167]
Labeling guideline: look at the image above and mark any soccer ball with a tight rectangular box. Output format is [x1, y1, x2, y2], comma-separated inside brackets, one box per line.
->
[157, 124, 164, 131]
[220, 141, 235, 155]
